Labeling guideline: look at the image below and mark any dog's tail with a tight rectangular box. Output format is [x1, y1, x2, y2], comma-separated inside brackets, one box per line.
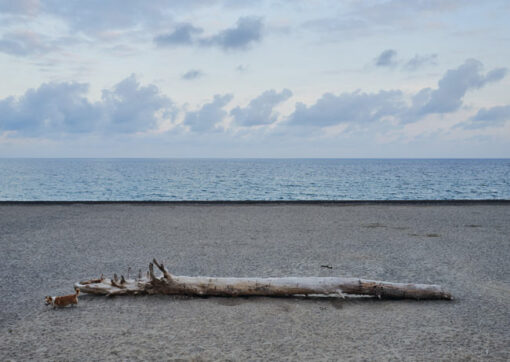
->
[75, 287, 80, 296]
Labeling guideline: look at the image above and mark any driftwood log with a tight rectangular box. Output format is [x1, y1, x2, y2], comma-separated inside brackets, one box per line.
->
[75, 259, 452, 300]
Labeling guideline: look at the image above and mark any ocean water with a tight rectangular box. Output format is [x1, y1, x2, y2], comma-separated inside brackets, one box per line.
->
[0, 158, 509, 201]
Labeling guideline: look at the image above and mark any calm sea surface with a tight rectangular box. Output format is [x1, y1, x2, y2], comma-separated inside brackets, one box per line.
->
[0, 159, 509, 200]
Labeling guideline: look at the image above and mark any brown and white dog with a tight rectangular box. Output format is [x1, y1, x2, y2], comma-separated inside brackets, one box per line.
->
[45, 288, 80, 308]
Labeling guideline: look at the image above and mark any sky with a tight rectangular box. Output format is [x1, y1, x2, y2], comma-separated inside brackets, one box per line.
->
[0, 0, 509, 158]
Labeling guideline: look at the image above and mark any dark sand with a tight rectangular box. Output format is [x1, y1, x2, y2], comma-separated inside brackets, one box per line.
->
[0, 202, 509, 361]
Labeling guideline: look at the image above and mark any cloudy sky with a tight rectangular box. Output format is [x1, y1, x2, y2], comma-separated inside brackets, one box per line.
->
[0, 0, 509, 157]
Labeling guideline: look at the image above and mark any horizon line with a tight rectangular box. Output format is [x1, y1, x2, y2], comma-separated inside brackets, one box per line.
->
[1, 157, 509, 160]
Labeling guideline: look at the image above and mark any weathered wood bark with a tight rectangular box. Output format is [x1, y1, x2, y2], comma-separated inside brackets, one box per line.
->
[75, 259, 452, 300]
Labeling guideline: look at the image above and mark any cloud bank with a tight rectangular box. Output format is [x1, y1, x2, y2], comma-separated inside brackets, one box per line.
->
[288, 59, 507, 127]
[0, 59, 507, 139]
[0, 75, 176, 136]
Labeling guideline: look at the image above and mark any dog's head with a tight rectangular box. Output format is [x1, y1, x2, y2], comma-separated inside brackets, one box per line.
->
[44, 296, 53, 305]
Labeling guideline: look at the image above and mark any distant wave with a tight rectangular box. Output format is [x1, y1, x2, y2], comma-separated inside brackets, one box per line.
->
[0, 159, 509, 201]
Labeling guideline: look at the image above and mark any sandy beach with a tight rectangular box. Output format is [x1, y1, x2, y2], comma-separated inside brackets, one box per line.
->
[1, 202, 509, 361]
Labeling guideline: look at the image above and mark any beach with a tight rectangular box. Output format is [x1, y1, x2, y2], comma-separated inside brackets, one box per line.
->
[1, 202, 509, 360]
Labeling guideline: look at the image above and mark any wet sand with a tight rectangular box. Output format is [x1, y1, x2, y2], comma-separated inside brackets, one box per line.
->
[0, 202, 509, 361]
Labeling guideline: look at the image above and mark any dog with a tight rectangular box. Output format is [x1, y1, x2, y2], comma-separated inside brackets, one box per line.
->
[45, 288, 80, 308]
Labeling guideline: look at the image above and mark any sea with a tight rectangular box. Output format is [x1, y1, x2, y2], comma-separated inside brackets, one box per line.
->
[0, 158, 509, 201]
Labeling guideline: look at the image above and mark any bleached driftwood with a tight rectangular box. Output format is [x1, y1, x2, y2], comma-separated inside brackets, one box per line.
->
[75, 259, 452, 300]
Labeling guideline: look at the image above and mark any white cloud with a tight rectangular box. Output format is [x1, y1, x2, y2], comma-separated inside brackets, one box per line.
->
[0, 74, 177, 136]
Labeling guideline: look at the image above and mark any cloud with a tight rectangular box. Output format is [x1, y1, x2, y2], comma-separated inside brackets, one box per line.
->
[0, 81, 98, 135]
[199, 16, 263, 50]
[154, 23, 203, 46]
[181, 69, 204, 80]
[288, 59, 507, 128]
[0, 59, 506, 140]
[183, 94, 233, 132]
[406, 59, 507, 119]
[154, 17, 263, 51]
[0, 1, 229, 60]
[460, 105, 510, 129]
[0, 31, 55, 56]
[404, 53, 438, 71]
[288, 90, 405, 127]
[0, 75, 176, 136]
[0, 0, 221, 57]
[100, 74, 176, 133]
[373, 50, 437, 71]
[231, 89, 292, 126]
[375, 49, 398, 67]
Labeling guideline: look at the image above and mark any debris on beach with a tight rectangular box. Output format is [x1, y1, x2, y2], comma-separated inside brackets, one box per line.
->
[75, 259, 453, 300]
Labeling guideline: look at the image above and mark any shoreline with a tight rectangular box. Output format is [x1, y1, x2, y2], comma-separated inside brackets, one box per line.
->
[1, 199, 510, 205]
